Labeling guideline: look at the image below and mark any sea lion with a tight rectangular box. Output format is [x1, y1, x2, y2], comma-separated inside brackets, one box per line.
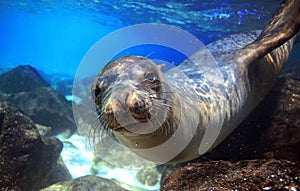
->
[91, 0, 300, 163]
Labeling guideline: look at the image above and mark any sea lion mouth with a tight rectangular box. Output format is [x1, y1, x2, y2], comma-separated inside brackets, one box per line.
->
[101, 88, 154, 131]
[111, 122, 146, 133]
[111, 125, 125, 132]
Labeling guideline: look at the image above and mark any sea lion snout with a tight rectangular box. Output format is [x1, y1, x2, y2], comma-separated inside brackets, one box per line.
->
[127, 93, 151, 122]
[103, 85, 153, 130]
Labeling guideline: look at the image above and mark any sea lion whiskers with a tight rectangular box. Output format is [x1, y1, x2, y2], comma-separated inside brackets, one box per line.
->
[147, 87, 177, 137]
[150, 96, 179, 137]
[142, 106, 158, 135]
[150, 104, 171, 137]
[149, 91, 175, 116]
[86, 114, 108, 149]
[145, 51, 156, 59]
[150, 96, 175, 109]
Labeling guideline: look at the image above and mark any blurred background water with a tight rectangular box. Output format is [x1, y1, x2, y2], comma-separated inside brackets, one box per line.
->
[0, 0, 282, 78]
[2, 0, 297, 190]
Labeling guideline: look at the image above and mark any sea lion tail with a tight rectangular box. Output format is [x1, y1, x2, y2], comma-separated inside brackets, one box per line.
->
[239, 0, 300, 65]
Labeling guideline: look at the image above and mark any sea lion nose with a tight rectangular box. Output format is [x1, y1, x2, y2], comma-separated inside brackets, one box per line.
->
[104, 90, 130, 124]
[107, 86, 151, 123]
[111, 91, 130, 110]
[127, 93, 151, 122]
[110, 86, 129, 107]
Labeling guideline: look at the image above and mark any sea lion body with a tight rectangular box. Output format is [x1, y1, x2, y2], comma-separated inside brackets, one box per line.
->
[165, 31, 297, 162]
[91, 0, 300, 163]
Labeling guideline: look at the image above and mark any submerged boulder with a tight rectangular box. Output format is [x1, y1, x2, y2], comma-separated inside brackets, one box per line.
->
[45, 157, 73, 187]
[0, 100, 63, 191]
[162, 159, 299, 191]
[38, 175, 128, 191]
[0, 65, 76, 136]
[0, 65, 49, 94]
[5, 87, 76, 136]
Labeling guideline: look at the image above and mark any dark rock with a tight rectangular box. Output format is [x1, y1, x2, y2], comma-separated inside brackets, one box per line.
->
[0, 66, 77, 136]
[5, 87, 76, 136]
[0, 65, 49, 94]
[69, 176, 128, 191]
[162, 159, 300, 191]
[39, 175, 128, 191]
[0, 101, 63, 191]
[257, 78, 300, 160]
[39, 71, 74, 96]
[45, 156, 73, 186]
[160, 163, 186, 188]
[35, 123, 52, 136]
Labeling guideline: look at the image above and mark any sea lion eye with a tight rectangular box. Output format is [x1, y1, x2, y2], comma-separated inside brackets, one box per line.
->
[145, 72, 156, 82]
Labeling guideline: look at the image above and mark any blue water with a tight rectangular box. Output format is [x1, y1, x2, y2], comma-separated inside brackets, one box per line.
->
[0, 0, 281, 78]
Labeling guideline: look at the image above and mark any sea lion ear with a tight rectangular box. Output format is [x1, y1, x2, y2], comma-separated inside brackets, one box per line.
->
[157, 64, 166, 71]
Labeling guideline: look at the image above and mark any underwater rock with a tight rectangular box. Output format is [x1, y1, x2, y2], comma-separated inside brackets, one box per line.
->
[39, 71, 74, 96]
[46, 157, 73, 187]
[0, 100, 63, 191]
[38, 175, 128, 191]
[5, 87, 76, 136]
[256, 78, 300, 160]
[35, 123, 52, 136]
[0, 65, 49, 94]
[0, 65, 76, 136]
[162, 159, 299, 191]
[136, 167, 159, 186]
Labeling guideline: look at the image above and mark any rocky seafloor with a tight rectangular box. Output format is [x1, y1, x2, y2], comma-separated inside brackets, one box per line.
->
[0, 64, 299, 191]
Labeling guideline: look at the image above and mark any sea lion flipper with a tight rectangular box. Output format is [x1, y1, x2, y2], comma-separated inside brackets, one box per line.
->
[239, 0, 300, 65]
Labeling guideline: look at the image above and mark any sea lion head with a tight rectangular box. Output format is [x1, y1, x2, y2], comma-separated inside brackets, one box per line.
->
[91, 56, 178, 139]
